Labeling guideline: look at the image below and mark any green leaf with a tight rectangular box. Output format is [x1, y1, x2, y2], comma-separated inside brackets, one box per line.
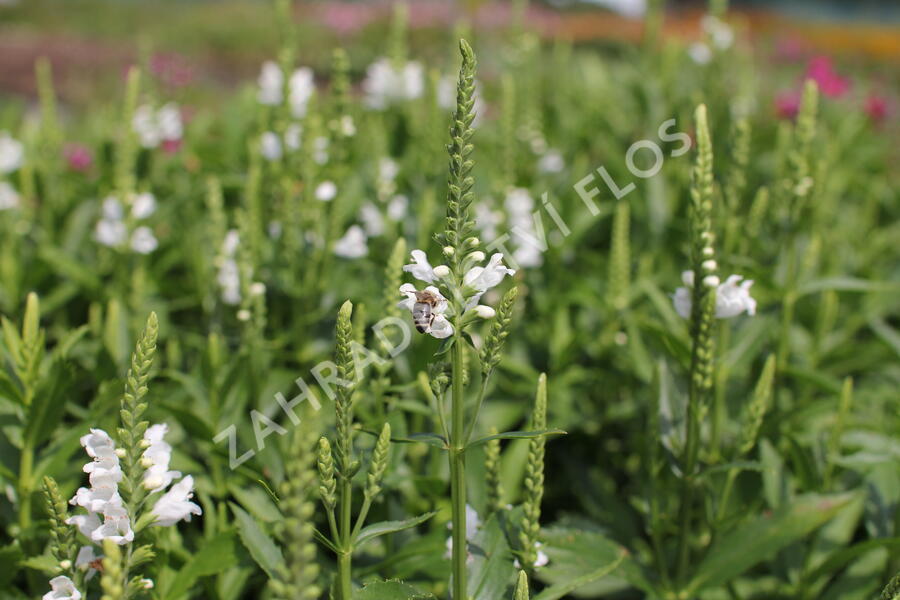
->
[24, 359, 72, 449]
[796, 277, 899, 297]
[353, 580, 436, 599]
[355, 511, 437, 548]
[0, 370, 22, 405]
[533, 551, 626, 600]
[0, 543, 23, 588]
[537, 527, 653, 596]
[364, 431, 447, 449]
[230, 503, 283, 578]
[468, 516, 516, 600]
[686, 493, 854, 594]
[163, 531, 239, 600]
[467, 429, 567, 449]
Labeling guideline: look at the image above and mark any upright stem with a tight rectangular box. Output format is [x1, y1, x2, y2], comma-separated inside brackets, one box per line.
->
[450, 334, 468, 600]
[18, 442, 34, 530]
[676, 340, 704, 585]
[337, 479, 353, 600]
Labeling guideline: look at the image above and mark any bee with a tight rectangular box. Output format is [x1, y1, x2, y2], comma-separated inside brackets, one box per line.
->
[412, 290, 441, 333]
[89, 558, 104, 572]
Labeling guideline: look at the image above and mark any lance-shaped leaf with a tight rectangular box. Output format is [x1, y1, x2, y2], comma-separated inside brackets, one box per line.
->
[355, 511, 438, 548]
[231, 503, 284, 578]
[467, 429, 566, 449]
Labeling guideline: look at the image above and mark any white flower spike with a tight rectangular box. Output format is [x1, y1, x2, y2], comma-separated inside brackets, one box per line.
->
[151, 475, 202, 527]
[673, 270, 757, 319]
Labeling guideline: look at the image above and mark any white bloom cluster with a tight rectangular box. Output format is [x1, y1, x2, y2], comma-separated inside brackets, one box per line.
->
[672, 270, 757, 319]
[216, 229, 242, 305]
[398, 249, 514, 339]
[689, 15, 734, 65]
[315, 180, 337, 202]
[94, 193, 158, 254]
[0, 131, 24, 174]
[257, 60, 315, 118]
[66, 425, 201, 553]
[0, 181, 20, 211]
[504, 188, 543, 268]
[537, 149, 565, 174]
[42, 575, 81, 600]
[66, 429, 133, 545]
[333, 225, 368, 259]
[259, 124, 304, 162]
[133, 103, 183, 149]
[444, 504, 481, 561]
[363, 58, 424, 110]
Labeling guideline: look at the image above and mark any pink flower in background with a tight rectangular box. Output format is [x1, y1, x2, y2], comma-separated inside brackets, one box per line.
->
[64, 144, 93, 172]
[773, 36, 808, 62]
[318, 3, 377, 35]
[161, 139, 182, 155]
[775, 90, 801, 120]
[864, 94, 889, 124]
[805, 56, 850, 98]
[150, 53, 195, 89]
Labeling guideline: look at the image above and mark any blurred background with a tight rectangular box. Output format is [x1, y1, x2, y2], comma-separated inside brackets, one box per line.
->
[1, 0, 898, 117]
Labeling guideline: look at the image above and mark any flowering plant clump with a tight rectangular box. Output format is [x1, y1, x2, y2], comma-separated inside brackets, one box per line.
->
[1, 1, 898, 599]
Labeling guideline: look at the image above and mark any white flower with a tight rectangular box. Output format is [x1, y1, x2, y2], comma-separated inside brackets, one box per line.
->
[463, 253, 515, 293]
[260, 131, 282, 161]
[141, 424, 181, 492]
[0, 181, 19, 210]
[284, 123, 302, 151]
[0, 131, 24, 174]
[250, 282, 266, 296]
[402, 249, 437, 283]
[505, 187, 534, 226]
[340, 115, 356, 137]
[72, 479, 121, 513]
[398, 283, 454, 339]
[702, 15, 734, 49]
[379, 157, 399, 182]
[359, 203, 385, 236]
[514, 542, 550, 569]
[237, 309, 251, 321]
[131, 192, 156, 219]
[133, 104, 182, 149]
[222, 229, 240, 256]
[514, 244, 544, 269]
[672, 270, 757, 319]
[444, 504, 481, 559]
[75, 546, 100, 580]
[257, 61, 283, 105]
[537, 150, 565, 173]
[130, 226, 158, 254]
[217, 257, 241, 305]
[101, 196, 123, 220]
[43, 575, 81, 600]
[95, 220, 127, 247]
[688, 42, 713, 65]
[80, 429, 117, 460]
[363, 58, 424, 109]
[474, 202, 503, 240]
[288, 67, 315, 118]
[387, 194, 408, 221]
[313, 136, 329, 165]
[333, 225, 369, 259]
[151, 475, 202, 527]
[436, 75, 456, 110]
[315, 181, 337, 202]
[66, 513, 101, 539]
[91, 503, 134, 545]
[474, 305, 495, 319]
[157, 103, 183, 141]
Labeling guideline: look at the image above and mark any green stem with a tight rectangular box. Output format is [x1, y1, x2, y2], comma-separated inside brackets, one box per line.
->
[18, 442, 34, 530]
[676, 352, 703, 585]
[337, 479, 353, 600]
[450, 333, 468, 600]
[351, 496, 373, 542]
[715, 467, 739, 525]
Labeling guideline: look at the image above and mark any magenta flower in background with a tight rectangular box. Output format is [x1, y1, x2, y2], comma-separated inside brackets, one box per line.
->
[864, 94, 889, 124]
[775, 90, 801, 120]
[805, 56, 850, 98]
[150, 53, 195, 89]
[318, 3, 377, 35]
[161, 139, 182, 155]
[64, 144, 93, 172]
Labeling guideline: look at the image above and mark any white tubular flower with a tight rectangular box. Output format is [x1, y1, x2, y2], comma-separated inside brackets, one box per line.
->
[75, 546, 100, 580]
[65, 513, 101, 539]
[359, 203, 385, 236]
[284, 123, 302, 151]
[0, 131, 24, 174]
[402, 249, 437, 283]
[672, 270, 757, 319]
[80, 429, 117, 460]
[101, 196, 123, 221]
[689, 42, 713, 65]
[333, 225, 369, 259]
[315, 181, 337, 202]
[141, 424, 181, 493]
[363, 58, 424, 109]
[701, 15, 734, 49]
[91, 504, 134, 545]
[257, 61, 283, 105]
[398, 283, 454, 339]
[151, 476, 202, 527]
[463, 253, 516, 293]
[43, 575, 81, 600]
[387, 194, 408, 221]
[157, 103, 183, 142]
[222, 229, 240, 256]
[537, 149, 565, 174]
[72, 480, 121, 514]
[95, 220, 127, 247]
[130, 227, 158, 255]
[288, 67, 315, 118]
[131, 192, 157, 219]
[444, 504, 481, 559]
[260, 131, 282, 161]
[0, 181, 20, 210]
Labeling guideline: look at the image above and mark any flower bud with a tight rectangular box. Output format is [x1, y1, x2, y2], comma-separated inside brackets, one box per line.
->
[474, 305, 496, 319]
[468, 250, 485, 262]
[703, 275, 720, 288]
[702, 259, 717, 271]
[702, 246, 714, 256]
[465, 237, 480, 247]
[116, 447, 129, 456]
[237, 309, 251, 321]
[250, 282, 266, 296]
[143, 475, 163, 490]
[140, 457, 154, 468]
[141, 578, 154, 589]
[433, 265, 451, 278]
[59, 560, 72, 570]
[443, 246, 455, 256]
